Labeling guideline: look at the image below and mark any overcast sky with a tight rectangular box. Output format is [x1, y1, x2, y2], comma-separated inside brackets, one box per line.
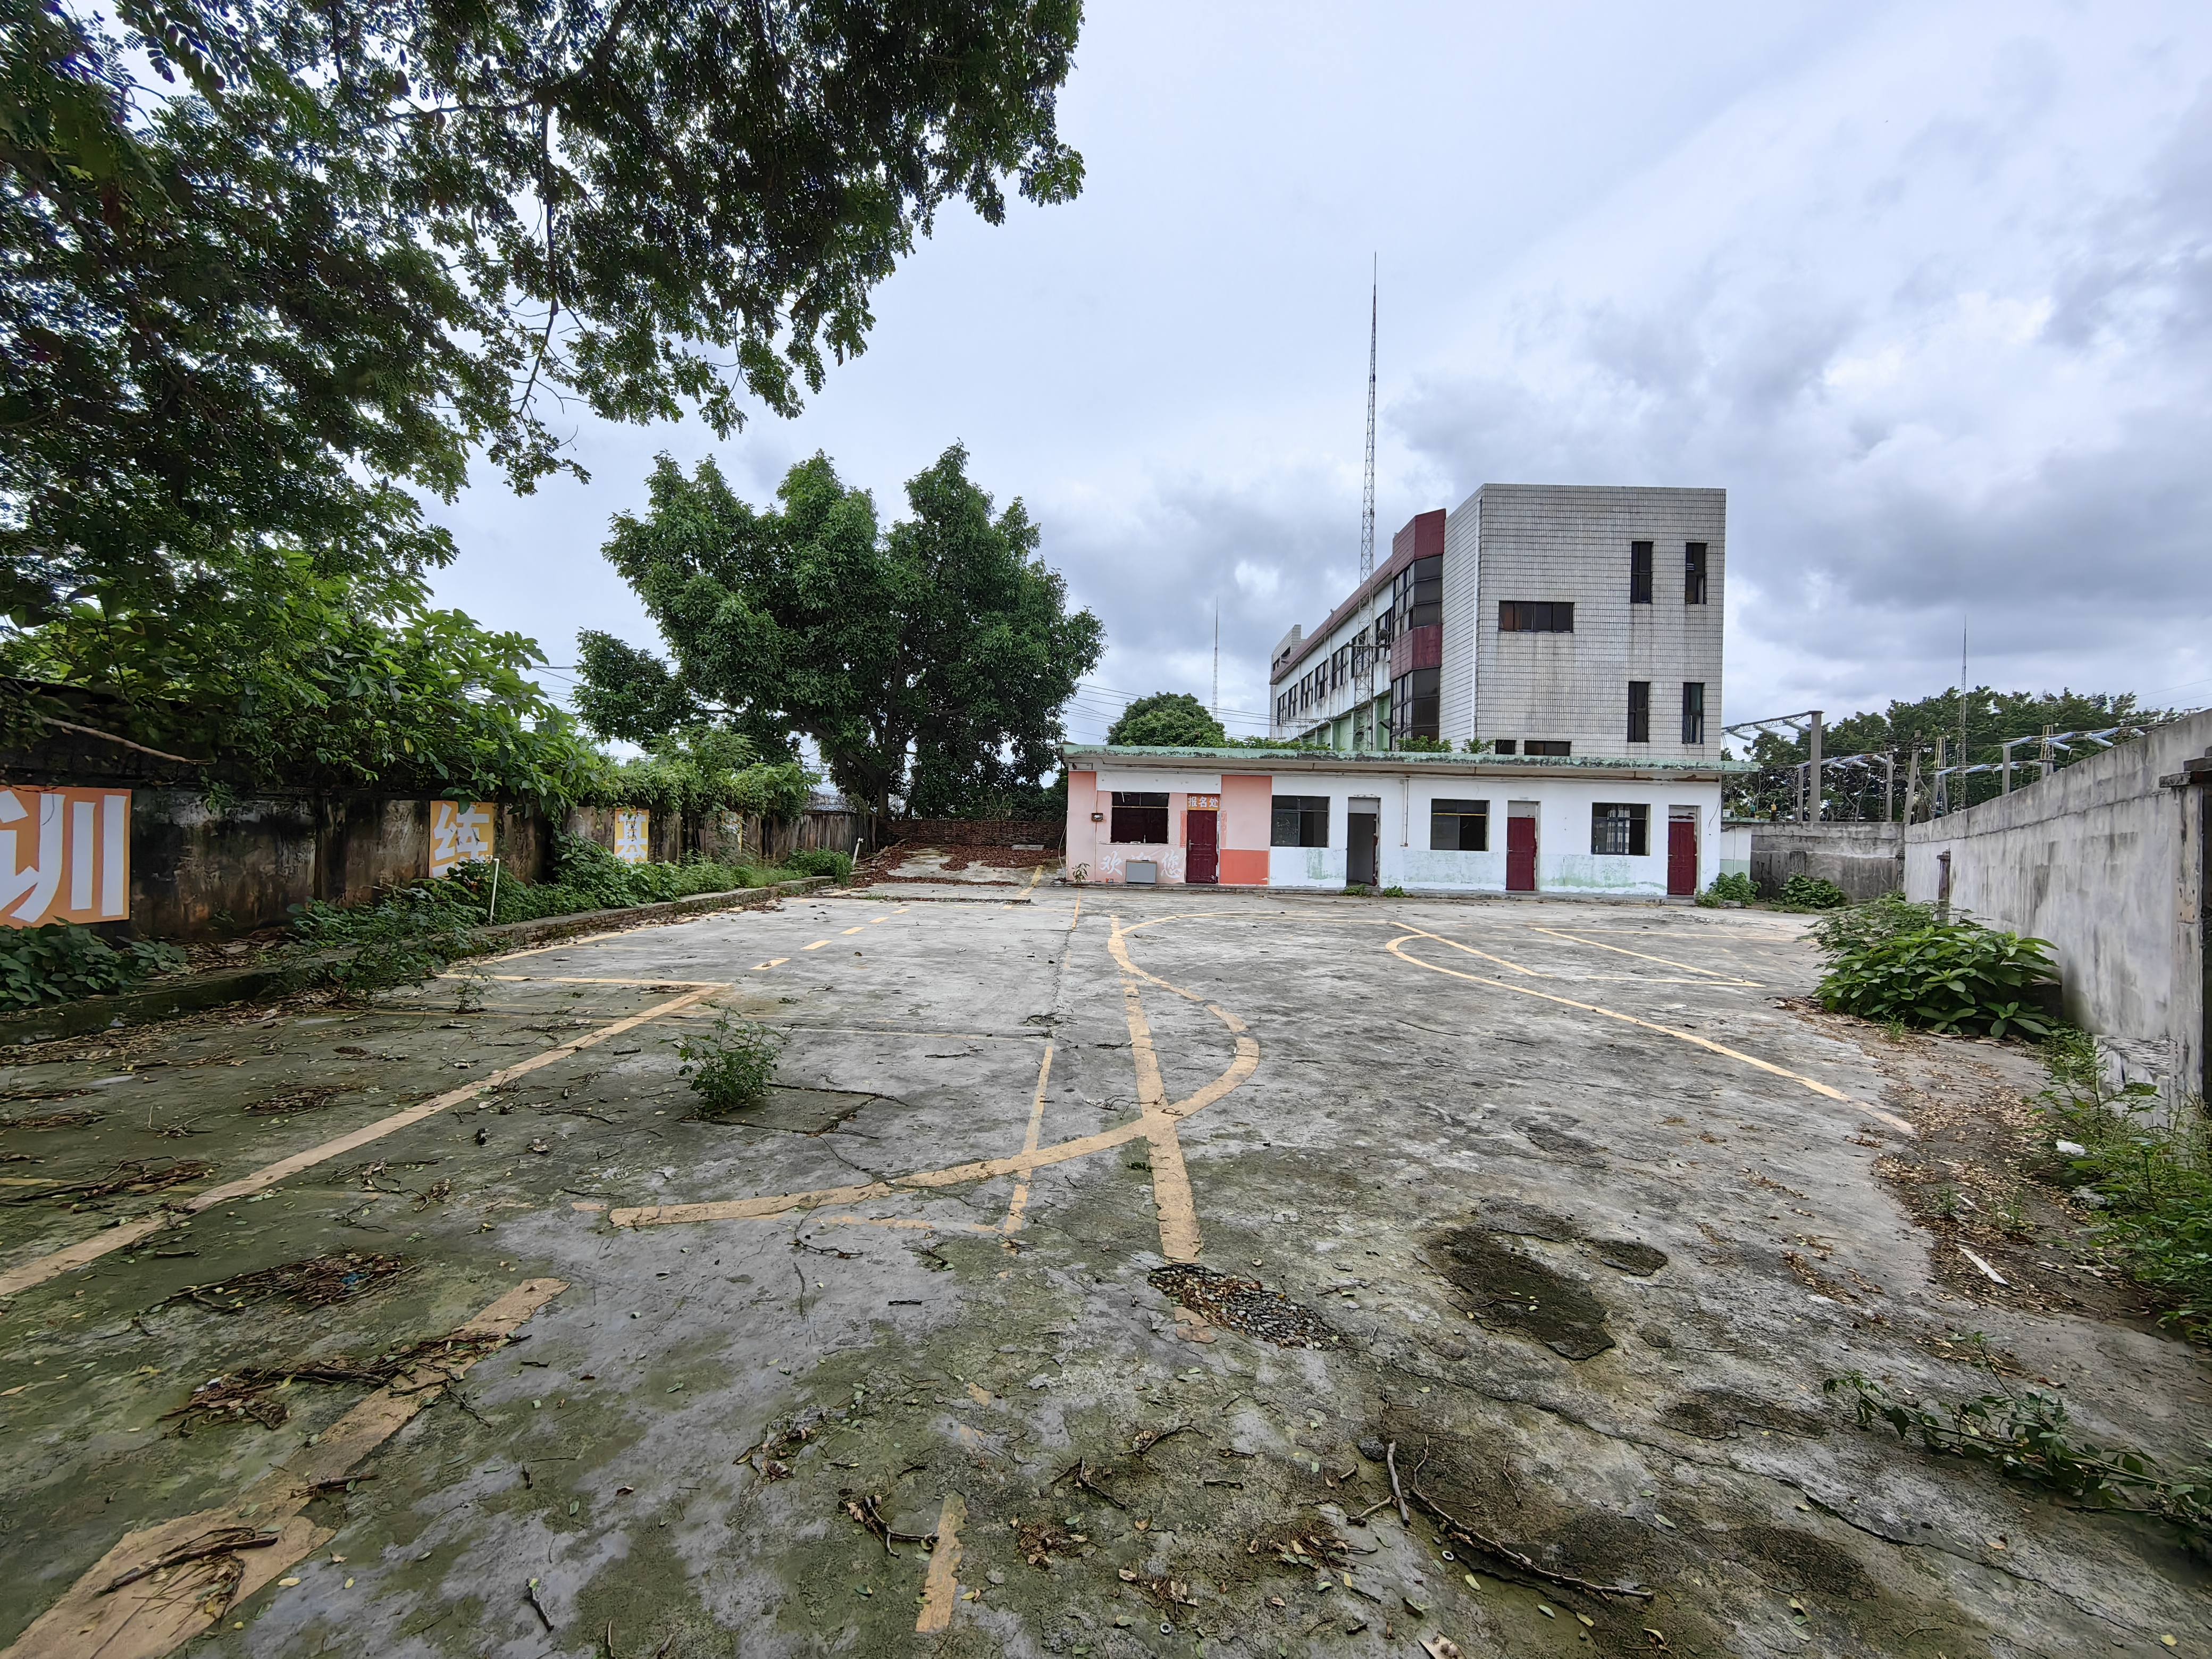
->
[426, 0, 2212, 744]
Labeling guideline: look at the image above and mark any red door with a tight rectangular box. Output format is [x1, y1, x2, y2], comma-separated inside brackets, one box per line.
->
[1506, 815, 1537, 892]
[1187, 809, 1219, 885]
[1667, 818, 1698, 895]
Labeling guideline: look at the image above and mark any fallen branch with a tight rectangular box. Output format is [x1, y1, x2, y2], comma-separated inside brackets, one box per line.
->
[1052, 1456, 1127, 1509]
[32, 714, 208, 766]
[1406, 1480, 1653, 1602]
[1133, 1424, 1192, 1457]
[1385, 1440, 1410, 1525]
[100, 1527, 279, 1594]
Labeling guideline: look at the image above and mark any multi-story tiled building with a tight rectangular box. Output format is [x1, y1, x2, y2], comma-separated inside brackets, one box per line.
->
[1269, 484, 1725, 760]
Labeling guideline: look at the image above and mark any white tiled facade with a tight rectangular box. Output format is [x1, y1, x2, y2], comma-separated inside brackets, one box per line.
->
[1270, 483, 1725, 763]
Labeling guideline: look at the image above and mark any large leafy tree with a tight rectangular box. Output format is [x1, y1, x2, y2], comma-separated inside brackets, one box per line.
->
[584, 446, 1102, 823]
[1, 0, 1084, 772]
[1106, 691, 1225, 748]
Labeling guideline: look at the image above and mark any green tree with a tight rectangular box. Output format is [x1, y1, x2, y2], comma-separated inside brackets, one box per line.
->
[586, 446, 1102, 826]
[1106, 692, 1226, 748]
[2, 0, 1085, 765]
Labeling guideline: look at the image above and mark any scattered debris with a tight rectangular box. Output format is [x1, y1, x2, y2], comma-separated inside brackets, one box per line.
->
[1406, 1475, 1653, 1601]
[99, 1524, 279, 1619]
[244, 1085, 351, 1116]
[1016, 1516, 1079, 1567]
[5, 1158, 213, 1206]
[160, 1252, 414, 1313]
[162, 1327, 509, 1429]
[841, 1491, 935, 1555]
[1148, 1264, 1338, 1348]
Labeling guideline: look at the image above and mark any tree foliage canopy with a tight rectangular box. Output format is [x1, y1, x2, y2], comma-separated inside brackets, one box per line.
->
[1105, 692, 1226, 748]
[583, 446, 1102, 819]
[1, 0, 1085, 788]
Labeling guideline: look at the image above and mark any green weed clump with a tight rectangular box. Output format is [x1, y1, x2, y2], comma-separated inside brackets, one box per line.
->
[784, 848, 853, 883]
[2037, 1027, 2212, 1334]
[0, 924, 186, 1011]
[1698, 872, 1755, 906]
[678, 1015, 785, 1114]
[1778, 874, 1850, 908]
[1824, 1368, 2212, 1547]
[1809, 894, 2056, 1037]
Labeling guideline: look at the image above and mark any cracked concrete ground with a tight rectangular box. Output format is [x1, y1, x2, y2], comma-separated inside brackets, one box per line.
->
[1, 886, 2207, 1658]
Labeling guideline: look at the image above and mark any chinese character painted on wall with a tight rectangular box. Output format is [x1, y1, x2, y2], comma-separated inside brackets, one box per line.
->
[614, 808, 651, 865]
[0, 787, 131, 927]
[430, 800, 496, 877]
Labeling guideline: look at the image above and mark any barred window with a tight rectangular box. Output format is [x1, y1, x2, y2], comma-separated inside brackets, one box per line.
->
[1627, 680, 1650, 744]
[1429, 798, 1489, 851]
[1591, 802, 1649, 857]
[1630, 541, 1653, 604]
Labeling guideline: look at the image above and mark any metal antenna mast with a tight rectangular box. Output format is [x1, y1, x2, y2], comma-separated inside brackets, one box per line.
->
[1359, 258, 1377, 580]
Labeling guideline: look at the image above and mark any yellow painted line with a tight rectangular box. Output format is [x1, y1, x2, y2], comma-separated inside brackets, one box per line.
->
[0, 988, 724, 1297]
[0, 1279, 563, 1659]
[871, 916, 891, 924]
[1384, 929, 1848, 1100]
[754, 959, 789, 970]
[614, 925, 1258, 1231]
[1003, 1042, 1055, 1234]
[915, 1493, 967, 1631]
[802, 940, 829, 951]
[1069, 895, 1082, 932]
[1523, 926, 1759, 983]
[842, 926, 866, 936]
[803, 1213, 998, 1234]
[477, 975, 722, 986]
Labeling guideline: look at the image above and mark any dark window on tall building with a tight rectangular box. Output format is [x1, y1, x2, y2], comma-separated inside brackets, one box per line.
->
[1390, 668, 1440, 741]
[1630, 541, 1653, 604]
[1110, 791, 1170, 844]
[1392, 554, 1444, 633]
[1271, 795, 1330, 848]
[1681, 681, 1706, 744]
[1498, 601, 1574, 633]
[1592, 802, 1649, 857]
[1493, 739, 1518, 755]
[1685, 542, 1708, 605]
[1627, 680, 1650, 743]
[1430, 799, 1489, 851]
[1524, 739, 1572, 757]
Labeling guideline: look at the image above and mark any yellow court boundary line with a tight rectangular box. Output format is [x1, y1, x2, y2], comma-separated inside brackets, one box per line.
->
[1521, 926, 1760, 984]
[0, 988, 725, 1298]
[612, 920, 1260, 1239]
[1384, 925, 1848, 1101]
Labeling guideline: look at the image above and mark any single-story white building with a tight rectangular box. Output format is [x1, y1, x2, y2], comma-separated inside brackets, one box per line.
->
[1062, 745, 1735, 898]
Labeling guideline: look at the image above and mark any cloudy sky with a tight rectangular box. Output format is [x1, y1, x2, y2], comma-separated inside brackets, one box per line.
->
[426, 0, 2212, 744]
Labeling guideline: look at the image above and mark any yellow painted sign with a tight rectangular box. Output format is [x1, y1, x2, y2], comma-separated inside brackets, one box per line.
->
[614, 808, 651, 865]
[0, 786, 131, 927]
[429, 800, 495, 877]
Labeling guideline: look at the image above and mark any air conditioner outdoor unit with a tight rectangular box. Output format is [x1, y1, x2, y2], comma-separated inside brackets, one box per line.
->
[1126, 861, 1158, 886]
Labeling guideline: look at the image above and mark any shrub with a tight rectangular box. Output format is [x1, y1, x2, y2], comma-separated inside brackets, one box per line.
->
[1779, 874, 1850, 908]
[785, 848, 853, 883]
[1380, 884, 1407, 898]
[0, 924, 186, 1010]
[678, 1015, 785, 1114]
[1813, 910, 2057, 1037]
[1699, 872, 1755, 906]
[1805, 891, 1933, 953]
[1395, 734, 1452, 753]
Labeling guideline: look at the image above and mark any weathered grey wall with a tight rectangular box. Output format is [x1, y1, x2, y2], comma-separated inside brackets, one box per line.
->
[1749, 822, 1904, 902]
[1905, 708, 2211, 1101]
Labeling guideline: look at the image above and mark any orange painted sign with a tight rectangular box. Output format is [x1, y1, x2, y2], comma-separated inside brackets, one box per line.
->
[429, 800, 495, 877]
[0, 786, 131, 927]
[1186, 795, 1221, 811]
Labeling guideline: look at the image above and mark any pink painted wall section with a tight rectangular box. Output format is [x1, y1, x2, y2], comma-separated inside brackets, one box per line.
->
[1220, 774, 1273, 886]
[1065, 771, 1099, 881]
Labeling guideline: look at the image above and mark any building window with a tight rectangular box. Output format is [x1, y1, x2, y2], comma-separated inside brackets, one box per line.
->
[1430, 798, 1489, 851]
[1591, 802, 1649, 857]
[1389, 668, 1440, 741]
[1525, 740, 1572, 757]
[1271, 794, 1329, 848]
[1110, 791, 1169, 844]
[1391, 554, 1444, 634]
[1681, 682, 1705, 744]
[1498, 601, 1574, 633]
[1494, 739, 1518, 756]
[1630, 541, 1653, 604]
[1685, 542, 1708, 605]
[1627, 680, 1650, 744]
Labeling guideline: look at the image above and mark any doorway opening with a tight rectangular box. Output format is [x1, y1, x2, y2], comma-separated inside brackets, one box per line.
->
[1186, 805, 1219, 885]
[1506, 801, 1538, 892]
[1667, 806, 1698, 896]
[1347, 795, 1379, 887]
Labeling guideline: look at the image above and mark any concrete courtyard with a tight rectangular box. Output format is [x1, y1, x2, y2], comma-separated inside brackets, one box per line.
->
[1, 884, 2207, 1658]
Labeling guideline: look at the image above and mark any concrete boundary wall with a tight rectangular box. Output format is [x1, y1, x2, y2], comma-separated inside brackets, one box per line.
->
[1905, 708, 2211, 1101]
[1749, 822, 1904, 903]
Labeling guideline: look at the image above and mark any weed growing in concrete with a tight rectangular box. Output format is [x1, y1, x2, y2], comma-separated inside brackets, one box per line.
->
[1823, 1370, 2212, 1546]
[1698, 871, 1755, 906]
[1380, 884, 1407, 898]
[1344, 882, 1370, 896]
[0, 923, 185, 1010]
[1811, 899, 2056, 1037]
[678, 1015, 785, 1113]
[2037, 1028, 2212, 1333]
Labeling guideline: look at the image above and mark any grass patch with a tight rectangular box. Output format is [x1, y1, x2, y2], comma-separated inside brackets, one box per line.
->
[2037, 1026, 2212, 1335]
